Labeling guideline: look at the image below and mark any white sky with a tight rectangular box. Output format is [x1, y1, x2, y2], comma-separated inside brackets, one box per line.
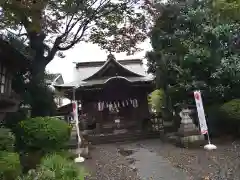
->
[46, 39, 152, 83]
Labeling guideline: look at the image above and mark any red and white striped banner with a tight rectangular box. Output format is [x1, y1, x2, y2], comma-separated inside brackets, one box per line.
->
[72, 101, 81, 144]
[72, 101, 78, 123]
[194, 91, 208, 135]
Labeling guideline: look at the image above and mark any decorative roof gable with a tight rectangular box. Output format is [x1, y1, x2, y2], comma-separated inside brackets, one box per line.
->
[54, 56, 153, 89]
[83, 54, 144, 81]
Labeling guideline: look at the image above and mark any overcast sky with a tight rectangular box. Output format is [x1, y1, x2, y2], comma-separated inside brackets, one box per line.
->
[46, 39, 152, 83]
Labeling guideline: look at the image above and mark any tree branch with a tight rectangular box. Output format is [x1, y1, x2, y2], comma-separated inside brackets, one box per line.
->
[62, 0, 109, 38]
[59, 0, 117, 49]
[19, 13, 31, 33]
[57, 22, 90, 50]
[45, 37, 62, 62]
[46, 0, 118, 60]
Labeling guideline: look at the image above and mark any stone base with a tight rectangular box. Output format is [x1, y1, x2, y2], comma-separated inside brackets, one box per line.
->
[175, 134, 206, 148]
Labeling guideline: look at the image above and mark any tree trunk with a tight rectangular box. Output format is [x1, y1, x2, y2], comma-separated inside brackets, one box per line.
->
[27, 45, 56, 117]
[156, 53, 173, 122]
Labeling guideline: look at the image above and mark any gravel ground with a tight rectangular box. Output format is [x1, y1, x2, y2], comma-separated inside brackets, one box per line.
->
[80, 138, 240, 180]
[84, 143, 140, 180]
[135, 139, 240, 180]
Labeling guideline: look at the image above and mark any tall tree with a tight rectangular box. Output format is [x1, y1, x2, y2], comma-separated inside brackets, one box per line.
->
[2, 33, 56, 116]
[147, 0, 240, 109]
[2, 34, 57, 133]
[1, 0, 154, 81]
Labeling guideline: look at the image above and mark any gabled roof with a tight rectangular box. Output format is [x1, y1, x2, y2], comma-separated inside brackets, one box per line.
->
[55, 76, 153, 89]
[76, 59, 143, 68]
[83, 54, 144, 81]
[73, 56, 149, 83]
[55, 55, 153, 90]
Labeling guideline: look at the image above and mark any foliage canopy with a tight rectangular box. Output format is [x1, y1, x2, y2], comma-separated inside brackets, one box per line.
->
[147, 0, 240, 107]
[148, 89, 164, 113]
[1, 0, 154, 77]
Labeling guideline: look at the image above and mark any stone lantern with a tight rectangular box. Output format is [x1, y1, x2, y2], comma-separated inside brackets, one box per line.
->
[20, 104, 32, 118]
[175, 107, 205, 148]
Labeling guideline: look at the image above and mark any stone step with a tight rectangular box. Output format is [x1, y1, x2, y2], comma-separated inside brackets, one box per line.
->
[68, 132, 162, 147]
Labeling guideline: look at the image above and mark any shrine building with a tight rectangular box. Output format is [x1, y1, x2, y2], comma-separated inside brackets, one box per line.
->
[55, 54, 160, 141]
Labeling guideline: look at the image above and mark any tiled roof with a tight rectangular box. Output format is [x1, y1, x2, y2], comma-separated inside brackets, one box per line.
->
[54, 76, 153, 89]
[75, 59, 142, 68]
[56, 56, 153, 89]
[73, 58, 148, 82]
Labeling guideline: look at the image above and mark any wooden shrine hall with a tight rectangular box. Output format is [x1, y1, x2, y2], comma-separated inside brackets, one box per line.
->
[55, 54, 158, 142]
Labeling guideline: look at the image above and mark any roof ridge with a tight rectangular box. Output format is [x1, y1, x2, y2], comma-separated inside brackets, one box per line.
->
[82, 55, 144, 81]
[75, 58, 143, 68]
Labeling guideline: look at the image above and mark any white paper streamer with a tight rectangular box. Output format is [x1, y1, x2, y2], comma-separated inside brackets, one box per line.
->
[101, 102, 104, 111]
[135, 99, 138, 107]
[114, 102, 117, 108]
[109, 103, 113, 111]
[133, 99, 136, 108]
[98, 102, 101, 111]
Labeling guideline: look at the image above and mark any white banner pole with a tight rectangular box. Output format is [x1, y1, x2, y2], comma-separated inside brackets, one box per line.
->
[194, 90, 217, 150]
[73, 88, 85, 163]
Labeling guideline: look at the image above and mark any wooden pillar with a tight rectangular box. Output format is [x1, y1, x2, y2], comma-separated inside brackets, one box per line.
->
[96, 110, 102, 134]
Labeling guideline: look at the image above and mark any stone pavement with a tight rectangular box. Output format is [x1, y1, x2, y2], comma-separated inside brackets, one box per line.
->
[82, 140, 189, 180]
[127, 147, 187, 180]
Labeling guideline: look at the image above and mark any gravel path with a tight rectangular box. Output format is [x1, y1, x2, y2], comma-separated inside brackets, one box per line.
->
[135, 139, 240, 180]
[80, 139, 240, 180]
[84, 144, 140, 180]
[82, 141, 188, 180]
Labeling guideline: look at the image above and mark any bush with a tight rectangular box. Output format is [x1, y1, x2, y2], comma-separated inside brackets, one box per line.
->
[19, 151, 44, 173]
[148, 89, 164, 114]
[0, 128, 15, 151]
[219, 99, 240, 135]
[205, 104, 223, 137]
[3, 109, 27, 132]
[55, 150, 76, 160]
[220, 99, 240, 121]
[0, 151, 22, 180]
[20, 154, 87, 180]
[17, 117, 71, 152]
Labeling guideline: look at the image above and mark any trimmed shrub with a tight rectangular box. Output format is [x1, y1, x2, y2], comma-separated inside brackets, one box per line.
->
[17, 117, 71, 152]
[148, 89, 164, 114]
[220, 99, 240, 121]
[0, 151, 22, 180]
[20, 154, 87, 180]
[205, 104, 223, 137]
[0, 128, 15, 151]
[219, 99, 240, 135]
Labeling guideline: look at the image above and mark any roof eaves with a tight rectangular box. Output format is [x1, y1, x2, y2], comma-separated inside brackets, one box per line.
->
[82, 57, 144, 81]
[0, 35, 32, 62]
